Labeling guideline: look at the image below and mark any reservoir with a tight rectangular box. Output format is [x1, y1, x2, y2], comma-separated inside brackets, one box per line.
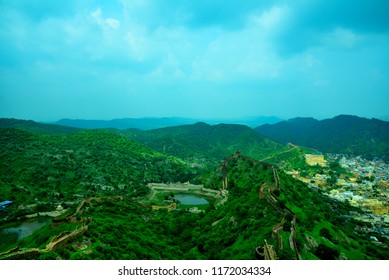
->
[175, 194, 209, 205]
[0, 217, 50, 251]
[3, 218, 49, 240]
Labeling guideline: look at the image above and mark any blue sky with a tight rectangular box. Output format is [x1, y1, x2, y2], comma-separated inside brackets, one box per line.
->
[1, 0, 388, 121]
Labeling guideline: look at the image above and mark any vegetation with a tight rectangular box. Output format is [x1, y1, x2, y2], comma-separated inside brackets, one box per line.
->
[0, 118, 80, 135]
[0, 120, 388, 260]
[0, 128, 195, 210]
[122, 122, 288, 168]
[256, 115, 389, 162]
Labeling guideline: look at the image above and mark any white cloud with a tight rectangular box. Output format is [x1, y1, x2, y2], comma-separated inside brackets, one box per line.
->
[322, 27, 360, 49]
[299, 54, 322, 71]
[91, 8, 121, 30]
[252, 5, 289, 30]
[106, 18, 120, 29]
[125, 31, 147, 61]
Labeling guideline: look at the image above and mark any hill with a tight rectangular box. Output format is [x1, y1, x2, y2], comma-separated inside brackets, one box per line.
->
[256, 115, 389, 162]
[0, 118, 79, 135]
[122, 122, 288, 168]
[0, 128, 196, 208]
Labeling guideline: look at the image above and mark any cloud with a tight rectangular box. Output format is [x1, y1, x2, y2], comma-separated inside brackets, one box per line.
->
[0, 0, 80, 21]
[119, 0, 272, 30]
[271, 0, 389, 55]
[321, 28, 360, 49]
[0, 0, 388, 120]
[91, 8, 120, 30]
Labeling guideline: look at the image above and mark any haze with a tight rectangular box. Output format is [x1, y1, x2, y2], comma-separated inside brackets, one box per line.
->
[1, 0, 388, 121]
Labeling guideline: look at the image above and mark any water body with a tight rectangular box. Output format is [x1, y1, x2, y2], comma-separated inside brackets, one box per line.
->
[0, 217, 50, 250]
[174, 194, 209, 205]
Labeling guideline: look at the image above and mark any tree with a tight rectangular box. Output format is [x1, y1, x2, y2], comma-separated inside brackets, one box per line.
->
[273, 189, 280, 197]
[315, 244, 339, 260]
[278, 248, 296, 260]
[319, 228, 332, 240]
[283, 220, 292, 231]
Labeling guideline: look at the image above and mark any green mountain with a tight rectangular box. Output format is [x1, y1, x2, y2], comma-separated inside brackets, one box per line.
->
[122, 122, 288, 168]
[256, 115, 389, 162]
[0, 118, 79, 135]
[0, 128, 195, 208]
[2, 153, 386, 260]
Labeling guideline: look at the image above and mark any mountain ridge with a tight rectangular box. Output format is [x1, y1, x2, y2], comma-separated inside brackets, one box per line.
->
[53, 116, 283, 130]
[0, 118, 80, 135]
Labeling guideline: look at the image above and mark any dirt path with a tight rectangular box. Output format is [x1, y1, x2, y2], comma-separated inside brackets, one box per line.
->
[259, 144, 298, 162]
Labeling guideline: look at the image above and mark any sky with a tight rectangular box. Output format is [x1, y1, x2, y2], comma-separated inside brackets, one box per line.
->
[0, 0, 388, 121]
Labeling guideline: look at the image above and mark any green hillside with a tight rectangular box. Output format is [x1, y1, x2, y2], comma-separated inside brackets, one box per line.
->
[256, 115, 389, 162]
[122, 122, 288, 168]
[0, 128, 195, 210]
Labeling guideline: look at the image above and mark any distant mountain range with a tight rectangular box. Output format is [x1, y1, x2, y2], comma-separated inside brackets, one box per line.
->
[0, 118, 79, 135]
[378, 115, 389, 122]
[256, 115, 389, 162]
[53, 116, 283, 130]
[203, 116, 283, 127]
[54, 117, 198, 130]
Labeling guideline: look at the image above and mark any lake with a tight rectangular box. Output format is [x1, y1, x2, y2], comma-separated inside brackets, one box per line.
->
[174, 194, 209, 205]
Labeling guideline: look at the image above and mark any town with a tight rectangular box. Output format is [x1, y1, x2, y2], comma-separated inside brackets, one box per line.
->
[287, 154, 389, 243]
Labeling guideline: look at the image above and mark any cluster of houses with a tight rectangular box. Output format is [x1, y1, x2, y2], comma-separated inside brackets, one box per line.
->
[287, 154, 389, 237]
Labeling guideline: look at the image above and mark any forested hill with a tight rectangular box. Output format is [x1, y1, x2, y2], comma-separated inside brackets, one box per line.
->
[122, 122, 288, 167]
[0, 118, 79, 135]
[0, 128, 195, 205]
[256, 115, 389, 162]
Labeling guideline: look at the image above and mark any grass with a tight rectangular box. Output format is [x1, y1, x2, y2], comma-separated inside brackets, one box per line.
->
[309, 221, 367, 260]
[279, 230, 290, 250]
